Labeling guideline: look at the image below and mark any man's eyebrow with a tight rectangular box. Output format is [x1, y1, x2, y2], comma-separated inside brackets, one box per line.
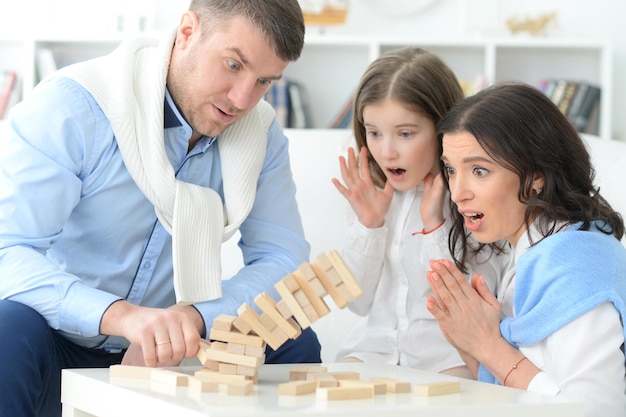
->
[228, 46, 283, 81]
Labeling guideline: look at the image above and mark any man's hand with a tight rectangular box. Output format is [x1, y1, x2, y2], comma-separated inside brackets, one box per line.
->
[101, 300, 203, 367]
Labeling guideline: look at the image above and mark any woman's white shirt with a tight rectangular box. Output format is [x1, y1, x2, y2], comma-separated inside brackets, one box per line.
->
[500, 226, 626, 417]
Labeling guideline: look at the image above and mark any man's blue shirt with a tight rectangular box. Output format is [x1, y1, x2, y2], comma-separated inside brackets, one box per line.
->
[0, 76, 309, 351]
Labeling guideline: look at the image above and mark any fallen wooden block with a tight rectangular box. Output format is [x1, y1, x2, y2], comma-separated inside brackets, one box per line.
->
[289, 365, 328, 381]
[109, 364, 152, 380]
[150, 369, 189, 386]
[316, 385, 374, 400]
[414, 381, 461, 397]
[187, 376, 219, 392]
[278, 380, 317, 396]
[371, 377, 411, 393]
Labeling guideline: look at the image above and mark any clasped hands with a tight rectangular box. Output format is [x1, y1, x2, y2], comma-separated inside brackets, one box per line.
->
[426, 259, 503, 373]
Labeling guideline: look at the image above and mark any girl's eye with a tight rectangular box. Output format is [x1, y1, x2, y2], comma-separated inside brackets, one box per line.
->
[399, 131, 413, 138]
[367, 130, 380, 138]
[473, 167, 489, 177]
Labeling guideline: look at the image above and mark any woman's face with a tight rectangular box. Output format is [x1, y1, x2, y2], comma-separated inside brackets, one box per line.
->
[362, 98, 439, 191]
[441, 131, 541, 247]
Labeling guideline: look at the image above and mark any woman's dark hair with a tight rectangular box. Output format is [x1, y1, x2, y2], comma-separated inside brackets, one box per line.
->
[438, 82, 624, 271]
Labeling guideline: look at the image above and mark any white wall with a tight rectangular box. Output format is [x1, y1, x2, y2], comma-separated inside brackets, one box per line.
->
[1, 0, 625, 139]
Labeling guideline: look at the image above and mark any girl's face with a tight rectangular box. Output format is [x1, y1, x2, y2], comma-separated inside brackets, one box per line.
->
[441, 131, 542, 247]
[363, 98, 439, 191]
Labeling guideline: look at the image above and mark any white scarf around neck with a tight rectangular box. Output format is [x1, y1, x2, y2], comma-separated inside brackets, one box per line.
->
[57, 30, 275, 303]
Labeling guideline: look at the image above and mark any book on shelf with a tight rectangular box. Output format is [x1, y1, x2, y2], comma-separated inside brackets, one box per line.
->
[0, 70, 19, 120]
[330, 91, 354, 129]
[264, 78, 311, 129]
[540, 78, 601, 135]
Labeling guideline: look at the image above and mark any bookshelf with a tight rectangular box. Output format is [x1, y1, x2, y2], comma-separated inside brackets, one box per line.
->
[284, 35, 612, 138]
[0, 34, 613, 138]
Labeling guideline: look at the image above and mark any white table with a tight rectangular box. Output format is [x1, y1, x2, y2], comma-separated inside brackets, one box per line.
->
[61, 362, 583, 417]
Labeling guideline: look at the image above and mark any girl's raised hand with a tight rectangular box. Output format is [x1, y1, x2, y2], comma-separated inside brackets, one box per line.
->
[332, 146, 393, 229]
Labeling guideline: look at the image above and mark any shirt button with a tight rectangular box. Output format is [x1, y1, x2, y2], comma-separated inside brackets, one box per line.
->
[143, 262, 151, 269]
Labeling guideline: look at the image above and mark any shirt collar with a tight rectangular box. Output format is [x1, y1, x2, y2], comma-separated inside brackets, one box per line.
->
[164, 88, 183, 129]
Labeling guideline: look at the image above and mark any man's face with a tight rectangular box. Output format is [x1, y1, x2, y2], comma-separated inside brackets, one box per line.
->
[168, 13, 289, 139]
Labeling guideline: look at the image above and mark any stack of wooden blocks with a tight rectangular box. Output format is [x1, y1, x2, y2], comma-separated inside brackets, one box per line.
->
[110, 250, 364, 396]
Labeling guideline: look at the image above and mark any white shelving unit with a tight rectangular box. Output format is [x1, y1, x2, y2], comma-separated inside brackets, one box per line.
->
[0, 34, 613, 138]
[285, 35, 612, 138]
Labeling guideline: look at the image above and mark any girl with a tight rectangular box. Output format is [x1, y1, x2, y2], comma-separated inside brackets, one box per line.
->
[332, 47, 509, 377]
[428, 82, 626, 416]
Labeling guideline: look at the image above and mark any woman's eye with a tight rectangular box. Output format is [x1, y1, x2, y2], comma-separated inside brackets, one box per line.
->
[473, 167, 488, 177]
[444, 165, 455, 175]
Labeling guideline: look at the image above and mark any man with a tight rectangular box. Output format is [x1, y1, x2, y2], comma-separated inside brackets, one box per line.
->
[0, 1, 320, 415]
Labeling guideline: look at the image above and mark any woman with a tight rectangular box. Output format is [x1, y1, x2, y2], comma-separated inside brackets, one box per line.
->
[427, 82, 626, 417]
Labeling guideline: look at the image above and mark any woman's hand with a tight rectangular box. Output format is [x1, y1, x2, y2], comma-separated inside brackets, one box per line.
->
[426, 259, 503, 364]
[332, 146, 393, 229]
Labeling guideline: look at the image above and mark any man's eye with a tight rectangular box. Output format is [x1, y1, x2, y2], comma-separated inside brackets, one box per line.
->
[228, 60, 240, 70]
[259, 78, 272, 86]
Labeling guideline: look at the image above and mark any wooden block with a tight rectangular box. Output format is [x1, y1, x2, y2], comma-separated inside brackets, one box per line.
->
[275, 280, 312, 328]
[306, 373, 338, 388]
[245, 344, 266, 358]
[258, 312, 277, 331]
[224, 380, 254, 396]
[212, 314, 236, 331]
[151, 369, 189, 386]
[197, 339, 263, 368]
[339, 379, 386, 395]
[218, 363, 238, 375]
[232, 315, 252, 335]
[328, 250, 363, 298]
[371, 377, 411, 393]
[336, 283, 355, 303]
[328, 371, 360, 381]
[254, 292, 302, 339]
[316, 252, 344, 286]
[293, 289, 310, 307]
[227, 342, 246, 355]
[194, 369, 250, 383]
[275, 299, 294, 319]
[311, 258, 348, 308]
[109, 364, 153, 380]
[236, 364, 258, 377]
[289, 365, 328, 381]
[414, 381, 461, 397]
[237, 303, 288, 350]
[292, 267, 331, 317]
[187, 376, 219, 392]
[209, 327, 266, 347]
[278, 380, 317, 396]
[282, 273, 301, 292]
[298, 262, 318, 280]
[316, 385, 374, 400]
[302, 303, 320, 322]
[309, 277, 328, 297]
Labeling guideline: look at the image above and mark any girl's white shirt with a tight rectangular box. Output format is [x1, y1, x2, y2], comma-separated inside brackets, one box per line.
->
[336, 186, 510, 372]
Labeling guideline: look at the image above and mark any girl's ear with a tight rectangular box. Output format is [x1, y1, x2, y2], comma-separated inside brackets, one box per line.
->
[532, 172, 545, 195]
